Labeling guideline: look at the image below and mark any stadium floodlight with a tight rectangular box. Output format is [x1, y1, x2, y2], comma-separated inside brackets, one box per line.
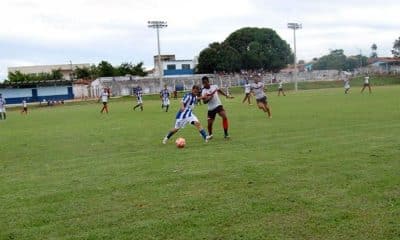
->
[148, 20, 168, 89]
[287, 22, 302, 91]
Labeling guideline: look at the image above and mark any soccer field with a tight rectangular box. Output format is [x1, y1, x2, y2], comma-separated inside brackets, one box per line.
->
[1, 86, 400, 239]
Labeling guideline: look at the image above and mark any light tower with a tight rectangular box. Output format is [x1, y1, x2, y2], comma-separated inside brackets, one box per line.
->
[287, 22, 302, 91]
[148, 20, 168, 89]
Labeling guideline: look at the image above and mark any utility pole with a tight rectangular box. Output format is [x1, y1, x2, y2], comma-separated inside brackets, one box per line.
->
[148, 21, 168, 90]
[288, 22, 302, 91]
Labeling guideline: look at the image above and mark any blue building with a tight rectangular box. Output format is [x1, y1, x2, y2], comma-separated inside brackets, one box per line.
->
[0, 80, 74, 104]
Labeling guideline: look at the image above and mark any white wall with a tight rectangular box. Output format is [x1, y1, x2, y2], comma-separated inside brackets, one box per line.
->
[0, 88, 32, 98]
[37, 86, 68, 96]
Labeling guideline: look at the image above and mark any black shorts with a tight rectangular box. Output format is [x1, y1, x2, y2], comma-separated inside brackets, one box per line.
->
[23, 107, 27, 111]
[207, 105, 224, 120]
[278, 88, 283, 91]
[363, 83, 370, 87]
[256, 96, 267, 104]
[102, 102, 107, 106]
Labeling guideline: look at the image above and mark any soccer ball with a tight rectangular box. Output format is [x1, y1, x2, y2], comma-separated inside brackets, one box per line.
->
[175, 137, 186, 148]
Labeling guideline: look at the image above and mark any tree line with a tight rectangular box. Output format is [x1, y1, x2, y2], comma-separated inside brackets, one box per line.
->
[6, 61, 147, 83]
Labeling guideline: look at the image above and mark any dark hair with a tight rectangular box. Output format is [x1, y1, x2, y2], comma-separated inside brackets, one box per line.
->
[192, 85, 200, 91]
[201, 76, 209, 83]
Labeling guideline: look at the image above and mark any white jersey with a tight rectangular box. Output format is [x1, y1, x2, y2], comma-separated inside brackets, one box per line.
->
[278, 81, 283, 89]
[364, 76, 369, 84]
[251, 82, 266, 99]
[0, 97, 5, 108]
[101, 92, 109, 102]
[0, 97, 6, 112]
[202, 85, 222, 111]
[344, 80, 350, 89]
[244, 83, 251, 93]
[22, 100, 27, 107]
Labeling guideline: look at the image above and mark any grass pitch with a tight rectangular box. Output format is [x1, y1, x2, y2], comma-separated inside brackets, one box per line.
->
[1, 85, 399, 239]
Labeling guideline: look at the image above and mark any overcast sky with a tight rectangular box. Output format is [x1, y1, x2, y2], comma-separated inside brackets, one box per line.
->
[1, 0, 399, 81]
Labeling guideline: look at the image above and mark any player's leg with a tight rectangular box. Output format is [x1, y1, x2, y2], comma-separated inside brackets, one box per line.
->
[361, 85, 366, 93]
[265, 103, 272, 118]
[217, 108, 229, 138]
[163, 127, 179, 144]
[207, 110, 217, 137]
[368, 85, 372, 93]
[192, 120, 209, 141]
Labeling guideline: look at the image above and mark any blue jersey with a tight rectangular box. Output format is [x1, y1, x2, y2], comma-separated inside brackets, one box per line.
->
[160, 89, 170, 100]
[176, 93, 197, 120]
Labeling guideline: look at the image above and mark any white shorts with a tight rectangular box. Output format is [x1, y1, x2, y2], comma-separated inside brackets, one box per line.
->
[162, 99, 170, 106]
[0, 107, 5, 113]
[137, 97, 143, 104]
[174, 114, 199, 129]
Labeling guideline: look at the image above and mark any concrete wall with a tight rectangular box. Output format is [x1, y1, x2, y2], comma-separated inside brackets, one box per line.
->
[89, 70, 342, 97]
[0, 85, 74, 104]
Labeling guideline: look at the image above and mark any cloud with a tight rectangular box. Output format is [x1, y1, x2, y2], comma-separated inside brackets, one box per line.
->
[0, 0, 399, 81]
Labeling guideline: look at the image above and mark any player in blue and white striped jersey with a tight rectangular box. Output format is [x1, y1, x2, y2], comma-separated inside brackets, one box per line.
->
[162, 85, 210, 144]
[133, 86, 144, 111]
[160, 85, 170, 112]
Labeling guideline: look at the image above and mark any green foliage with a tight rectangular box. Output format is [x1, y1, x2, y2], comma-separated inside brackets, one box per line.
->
[197, 27, 292, 73]
[116, 62, 147, 77]
[370, 43, 378, 58]
[7, 69, 63, 82]
[73, 66, 91, 79]
[313, 49, 368, 71]
[197, 42, 241, 73]
[392, 37, 400, 57]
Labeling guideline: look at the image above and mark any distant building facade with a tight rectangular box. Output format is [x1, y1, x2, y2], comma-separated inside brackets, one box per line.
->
[153, 55, 196, 76]
[8, 63, 91, 80]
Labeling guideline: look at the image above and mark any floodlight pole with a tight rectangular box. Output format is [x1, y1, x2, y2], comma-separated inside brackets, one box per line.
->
[148, 20, 168, 90]
[288, 22, 302, 91]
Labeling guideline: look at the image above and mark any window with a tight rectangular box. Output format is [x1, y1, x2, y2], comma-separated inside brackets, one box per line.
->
[167, 64, 176, 70]
[182, 64, 191, 70]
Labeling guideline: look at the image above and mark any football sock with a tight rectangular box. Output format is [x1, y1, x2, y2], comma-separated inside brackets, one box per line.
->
[199, 129, 207, 140]
[223, 118, 228, 131]
[166, 131, 175, 139]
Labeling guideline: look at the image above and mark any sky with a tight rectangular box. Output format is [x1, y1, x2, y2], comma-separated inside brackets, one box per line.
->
[1, 0, 399, 81]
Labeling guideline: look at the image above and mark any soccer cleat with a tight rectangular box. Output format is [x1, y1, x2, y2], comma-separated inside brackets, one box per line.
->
[224, 134, 230, 140]
[162, 137, 168, 144]
[205, 135, 212, 143]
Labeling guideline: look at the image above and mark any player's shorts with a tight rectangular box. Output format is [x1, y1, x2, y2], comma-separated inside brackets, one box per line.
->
[278, 87, 283, 91]
[0, 108, 3, 113]
[207, 105, 224, 120]
[175, 114, 199, 129]
[102, 102, 107, 106]
[137, 97, 143, 104]
[256, 96, 267, 104]
[23, 107, 27, 111]
[162, 99, 170, 106]
[363, 83, 370, 87]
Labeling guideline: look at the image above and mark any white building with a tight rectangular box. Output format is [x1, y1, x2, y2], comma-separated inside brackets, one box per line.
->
[8, 63, 91, 80]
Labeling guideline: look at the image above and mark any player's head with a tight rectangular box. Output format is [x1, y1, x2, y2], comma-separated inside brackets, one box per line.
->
[191, 85, 200, 95]
[202, 76, 210, 89]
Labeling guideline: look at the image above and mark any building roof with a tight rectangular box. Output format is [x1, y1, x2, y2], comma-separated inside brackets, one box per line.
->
[368, 57, 400, 64]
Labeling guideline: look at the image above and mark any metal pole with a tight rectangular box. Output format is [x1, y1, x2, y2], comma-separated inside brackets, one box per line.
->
[293, 29, 297, 91]
[156, 27, 162, 89]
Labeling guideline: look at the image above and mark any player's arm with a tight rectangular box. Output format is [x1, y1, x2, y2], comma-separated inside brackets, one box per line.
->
[218, 89, 234, 99]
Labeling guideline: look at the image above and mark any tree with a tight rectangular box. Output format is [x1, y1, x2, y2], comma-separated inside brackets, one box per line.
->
[197, 27, 292, 73]
[97, 61, 115, 77]
[74, 67, 91, 79]
[197, 42, 241, 73]
[117, 62, 147, 76]
[224, 27, 292, 72]
[313, 49, 367, 71]
[370, 43, 378, 58]
[392, 37, 400, 58]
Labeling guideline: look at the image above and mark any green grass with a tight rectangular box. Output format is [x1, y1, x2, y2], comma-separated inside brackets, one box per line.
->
[1, 85, 400, 239]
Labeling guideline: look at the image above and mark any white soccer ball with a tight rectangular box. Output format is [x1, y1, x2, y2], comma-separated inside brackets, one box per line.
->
[175, 137, 186, 148]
